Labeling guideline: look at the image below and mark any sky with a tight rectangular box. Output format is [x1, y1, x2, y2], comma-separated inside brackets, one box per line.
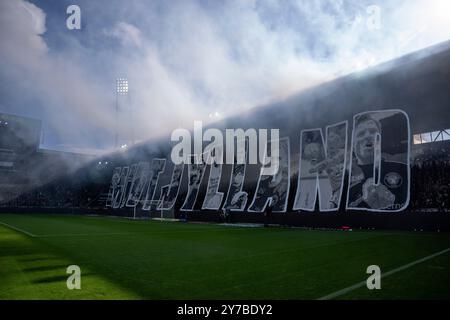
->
[0, 0, 449, 154]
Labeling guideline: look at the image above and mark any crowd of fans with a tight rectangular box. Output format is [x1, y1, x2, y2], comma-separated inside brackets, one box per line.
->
[410, 146, 450, 212]
[1, 184, 107, 209]
[0, 163, 110, 209]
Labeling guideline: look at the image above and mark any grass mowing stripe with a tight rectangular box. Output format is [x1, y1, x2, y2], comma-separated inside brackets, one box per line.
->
[0, 221, 37, 237]
[210, 248, 378, 298]
[155, 234, 387, 292]
[175, 234, 386, 269]
[317, 247, 450, 300]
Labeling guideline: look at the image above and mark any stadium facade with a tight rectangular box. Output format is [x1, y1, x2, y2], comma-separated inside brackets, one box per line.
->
[0, 113, 95, 204]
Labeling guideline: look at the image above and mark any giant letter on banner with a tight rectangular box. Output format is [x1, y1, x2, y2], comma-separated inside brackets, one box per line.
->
[158, 163, 185, 210]
[126, 162, 150, 207]
[142, 159, 166, 211]
[346, 110, 410, 211]
[222, 139, 248, 211]
[106, 167, 122, 207]
[293, 121, 348, 211]
[248, 137, 290, 213]
[113, 166, 129, 209]
[120, 164, 137, 208]
[181, 155, 207, 211]
[202, 149, 224, 210]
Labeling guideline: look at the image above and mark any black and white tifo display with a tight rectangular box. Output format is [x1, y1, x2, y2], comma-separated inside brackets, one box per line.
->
[106, 109, 410, 213]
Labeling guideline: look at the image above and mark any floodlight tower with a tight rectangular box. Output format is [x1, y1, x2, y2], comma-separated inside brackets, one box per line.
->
[115, 78, 129, 148]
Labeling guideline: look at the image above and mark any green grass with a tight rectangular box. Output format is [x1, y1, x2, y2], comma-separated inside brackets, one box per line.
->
[0, 213, 449, 300]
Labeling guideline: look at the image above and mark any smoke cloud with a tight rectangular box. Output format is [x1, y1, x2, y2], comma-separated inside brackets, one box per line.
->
[1, 0, 449, 153]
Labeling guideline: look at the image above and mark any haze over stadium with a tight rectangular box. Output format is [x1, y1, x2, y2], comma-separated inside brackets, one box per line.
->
[1, 0, 450, 154]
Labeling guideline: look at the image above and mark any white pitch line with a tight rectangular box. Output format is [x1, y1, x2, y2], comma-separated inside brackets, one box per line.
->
[0, 221, 37, 238]
[317, 247, 450, 300]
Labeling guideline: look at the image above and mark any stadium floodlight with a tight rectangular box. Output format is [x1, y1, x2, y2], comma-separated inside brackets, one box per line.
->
[115, 77, 129, 148]
[116, 78, 128, 94]
[208, 111, 222, 119]
[114, 77, 135, 148]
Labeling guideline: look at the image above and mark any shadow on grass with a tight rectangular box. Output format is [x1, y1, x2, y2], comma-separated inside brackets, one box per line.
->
[19, 256, 58, 263]
[32, 273, 93, 284]
[23, 264, 70, 272]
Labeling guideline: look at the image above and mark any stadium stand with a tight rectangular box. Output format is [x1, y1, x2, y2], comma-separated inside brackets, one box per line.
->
[1, 41, 450, 231]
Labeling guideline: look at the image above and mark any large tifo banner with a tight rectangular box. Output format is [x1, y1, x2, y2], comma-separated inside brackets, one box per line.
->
[106, 109, 410, 213]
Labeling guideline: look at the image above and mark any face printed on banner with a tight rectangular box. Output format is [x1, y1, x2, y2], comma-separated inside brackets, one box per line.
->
[202, 155, 224, 210]
[126, 162, 150, 207]
[233, 171, 244, 187]
[328, 128, 345, 158]
[248, 137, 290, 213]
[112, 166, 129, 209]
[181, 157, 207, 211]
[172, 166, 183, 184]
[224, 164, 247, 210]
[120, 164, 137, 208]
[354, 117, 381, 165]
[223, 140, 249, 211]
[106, 167, 122, 207]
[347, 110, 410, 211]
[158, 163, 185, 210]
[304, 142, 324, 166]
[326, 124, 347, 204]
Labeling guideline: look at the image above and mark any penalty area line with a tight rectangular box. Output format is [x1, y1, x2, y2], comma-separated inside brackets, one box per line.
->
[317, 247, 450, 300]
[0, 221, 37, 238]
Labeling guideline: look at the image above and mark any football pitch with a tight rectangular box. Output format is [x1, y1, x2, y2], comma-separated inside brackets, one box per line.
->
[0, 213, 449, 300]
